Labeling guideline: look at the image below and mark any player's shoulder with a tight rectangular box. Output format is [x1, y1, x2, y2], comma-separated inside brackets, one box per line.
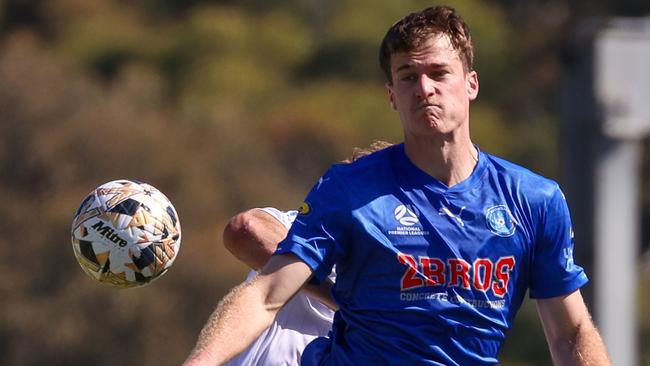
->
[482, 152, 561, 200]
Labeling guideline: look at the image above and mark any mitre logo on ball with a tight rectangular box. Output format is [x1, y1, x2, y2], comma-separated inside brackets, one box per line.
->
[71, 179, 182, 288]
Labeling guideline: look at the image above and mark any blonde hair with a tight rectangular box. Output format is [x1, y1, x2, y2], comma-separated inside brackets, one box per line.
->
[344, 140, 394, 163]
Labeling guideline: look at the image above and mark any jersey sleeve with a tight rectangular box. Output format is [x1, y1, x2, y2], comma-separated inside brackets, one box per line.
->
[257, 207, 298, 230]
[529, 185, 589, 298]
[275, 167, 349, 283]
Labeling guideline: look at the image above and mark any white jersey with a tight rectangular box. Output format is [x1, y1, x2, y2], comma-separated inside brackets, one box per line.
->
[225, 207, 335, 366]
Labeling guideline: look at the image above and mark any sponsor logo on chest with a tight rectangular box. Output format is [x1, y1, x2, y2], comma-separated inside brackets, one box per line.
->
[384, 202, 518, 307]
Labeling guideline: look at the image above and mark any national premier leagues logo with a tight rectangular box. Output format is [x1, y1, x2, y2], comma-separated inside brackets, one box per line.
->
[394, 204, 419, 226]
[388, 204, 428, 236]
[485, 205, 517, 237]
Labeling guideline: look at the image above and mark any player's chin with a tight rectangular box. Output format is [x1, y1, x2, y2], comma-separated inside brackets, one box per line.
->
[421, 116, 445, 131]
[416, 109, 442, 125]
[404, 114, 448, 135]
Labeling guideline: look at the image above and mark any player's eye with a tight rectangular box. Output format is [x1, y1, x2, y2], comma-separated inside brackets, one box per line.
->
[400, 74, 417, 82]
[429, 70, 449, 80]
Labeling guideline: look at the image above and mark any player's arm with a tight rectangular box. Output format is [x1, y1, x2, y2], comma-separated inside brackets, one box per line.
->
[536, 290, 610, 366]
[302, 277, 337, 311]
[223, 209, 288, 270]
[223, 209, 338, 311]
[183, 253, 313, 366]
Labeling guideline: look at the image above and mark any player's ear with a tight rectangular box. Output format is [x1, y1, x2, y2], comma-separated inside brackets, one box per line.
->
[386, 83, 397, 111]
[466, 70, 479, 101]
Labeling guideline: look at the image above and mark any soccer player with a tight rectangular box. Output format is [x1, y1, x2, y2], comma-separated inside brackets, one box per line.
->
[222, 207, 335, 366]
[221, 141, 392, 365]
[185, 5, 610, 365]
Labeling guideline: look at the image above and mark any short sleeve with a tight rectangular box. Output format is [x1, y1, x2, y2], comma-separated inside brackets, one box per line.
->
[529, 186, 589, 298]
[257, 207, 298, 229]
[275, 167, 349, 283]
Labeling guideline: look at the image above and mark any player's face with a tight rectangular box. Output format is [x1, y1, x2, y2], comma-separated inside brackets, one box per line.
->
[387, 34, 479, 139]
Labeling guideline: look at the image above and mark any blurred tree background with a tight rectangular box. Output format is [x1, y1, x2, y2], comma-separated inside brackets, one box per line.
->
[1, 0, 648, 365]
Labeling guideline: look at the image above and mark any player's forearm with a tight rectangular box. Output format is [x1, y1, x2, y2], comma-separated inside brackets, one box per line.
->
[303, 278, 338, 311]
[550, 321, 610, 366]
[183, 280, 279, 366]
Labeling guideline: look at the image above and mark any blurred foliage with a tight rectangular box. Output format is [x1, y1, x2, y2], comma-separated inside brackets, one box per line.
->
[1, 0, 649, 365]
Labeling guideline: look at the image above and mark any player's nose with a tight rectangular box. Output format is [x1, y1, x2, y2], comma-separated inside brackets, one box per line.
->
[416, 74, 436, 99]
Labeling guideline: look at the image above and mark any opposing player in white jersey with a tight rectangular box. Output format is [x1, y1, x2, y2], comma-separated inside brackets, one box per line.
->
[222, 207, 334, 366]
[221, 142, 392, 365]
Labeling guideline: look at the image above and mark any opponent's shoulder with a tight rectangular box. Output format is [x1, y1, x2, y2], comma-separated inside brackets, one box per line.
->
[483, 152, 561, 200]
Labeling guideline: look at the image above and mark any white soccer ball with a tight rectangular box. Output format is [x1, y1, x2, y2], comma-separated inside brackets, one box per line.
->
[71, 179, 181, 288]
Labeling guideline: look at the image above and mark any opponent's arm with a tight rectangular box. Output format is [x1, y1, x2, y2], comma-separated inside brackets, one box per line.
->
[183, 253, 313, 366]
[302, 277, 337, 311]
[536, 290, 610, 366]
[223, 209, 287, 271]
[223, 209, 338, 311]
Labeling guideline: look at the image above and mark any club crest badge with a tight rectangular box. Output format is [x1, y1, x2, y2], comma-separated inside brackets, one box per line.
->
[485, 205, 517, 237]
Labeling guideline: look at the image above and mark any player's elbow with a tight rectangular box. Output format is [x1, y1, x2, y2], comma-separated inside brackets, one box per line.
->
[223, 209, 277, 270]
[222, 210, 256, 254]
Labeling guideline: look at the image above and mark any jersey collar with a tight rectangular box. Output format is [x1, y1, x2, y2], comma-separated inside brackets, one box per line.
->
[392, 143, 487, 194]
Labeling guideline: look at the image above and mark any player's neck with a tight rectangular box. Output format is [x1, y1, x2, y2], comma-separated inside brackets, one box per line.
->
[403, 135, 478, 188]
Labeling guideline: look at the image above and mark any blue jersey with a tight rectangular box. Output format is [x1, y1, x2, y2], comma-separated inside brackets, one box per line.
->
[275, 143, 588, 365]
